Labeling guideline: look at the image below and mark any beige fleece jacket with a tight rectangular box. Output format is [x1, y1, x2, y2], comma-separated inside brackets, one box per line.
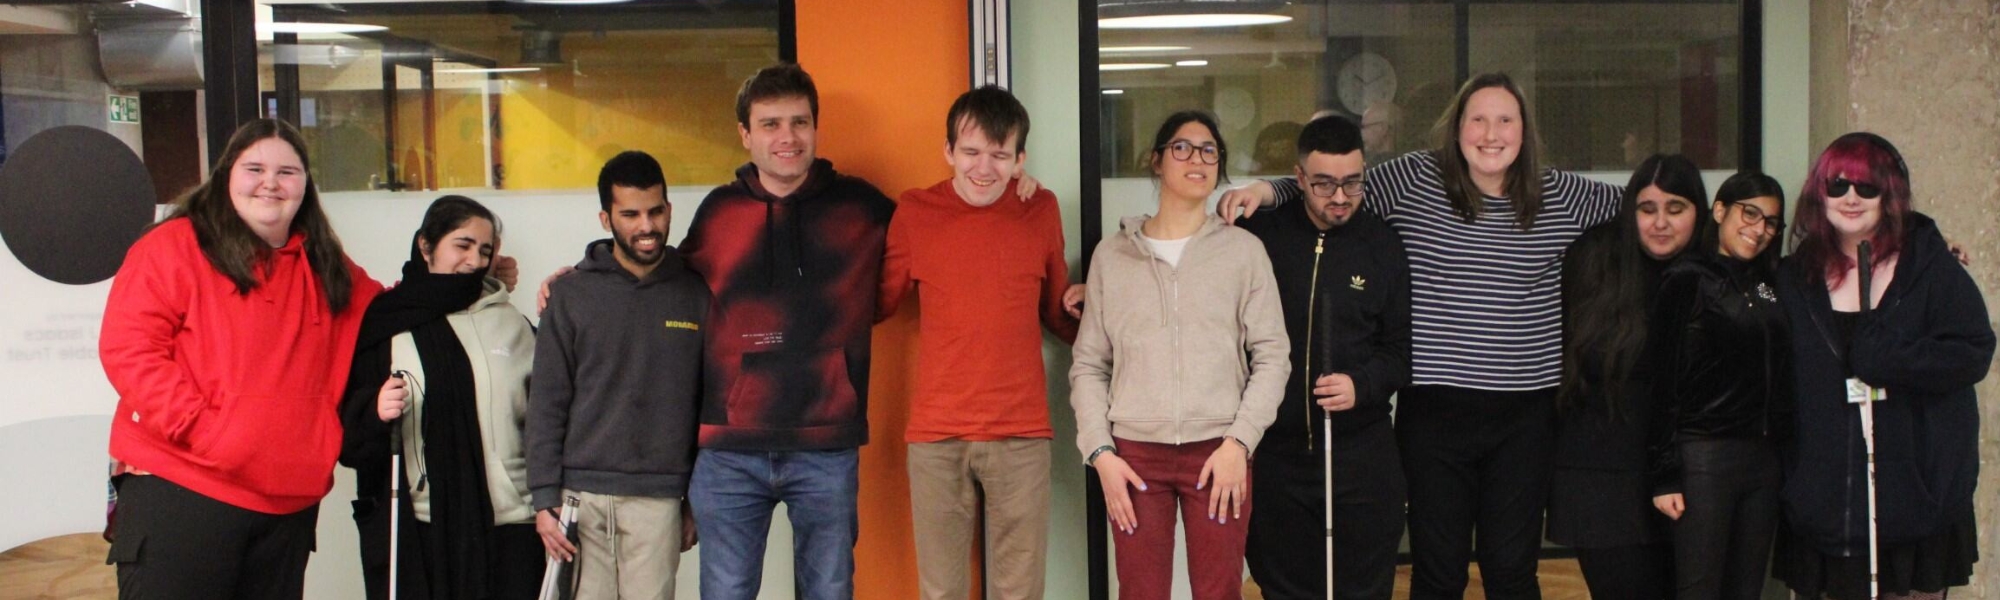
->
[1069, 214, 1290, 461]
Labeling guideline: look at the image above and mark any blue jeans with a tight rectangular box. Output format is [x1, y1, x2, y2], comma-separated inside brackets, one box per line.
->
[690, 448, 859, 600]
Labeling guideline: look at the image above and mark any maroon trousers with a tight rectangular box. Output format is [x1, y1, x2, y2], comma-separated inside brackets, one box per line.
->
[1112, 437, 1253, 600]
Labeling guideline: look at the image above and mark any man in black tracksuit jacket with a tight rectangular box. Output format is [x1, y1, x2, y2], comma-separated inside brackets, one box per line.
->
[1235, 116, 1412, 600]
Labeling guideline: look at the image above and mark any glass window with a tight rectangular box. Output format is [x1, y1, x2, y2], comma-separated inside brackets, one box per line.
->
[1095, 0, 1746, 177]
[257, 0, 784, 192]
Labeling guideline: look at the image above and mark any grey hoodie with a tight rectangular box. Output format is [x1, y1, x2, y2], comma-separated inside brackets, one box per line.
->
[527, 239, 710, 510]
[1069, 214, 1290, 460]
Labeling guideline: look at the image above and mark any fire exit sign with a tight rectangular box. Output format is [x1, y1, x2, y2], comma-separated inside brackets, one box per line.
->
[108, 95, 141, 124]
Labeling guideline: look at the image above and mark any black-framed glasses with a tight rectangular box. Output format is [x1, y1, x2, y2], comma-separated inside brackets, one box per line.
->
[1734, 202, 1784, 232]
[1306, 176, 1364, 199]
[1827, 177, 1882, 199]
[1157, 140, 1220, 165]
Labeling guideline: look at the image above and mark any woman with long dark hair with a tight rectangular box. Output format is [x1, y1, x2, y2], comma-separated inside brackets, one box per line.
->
[1645, 172, 1791, 599]
[1070, 110, 1289, 600]
[1772, 133, 1992, 600]
[1218, 73, 1623, 598]
[99, 118, 385, 598]
[1546, 153, 1709, 599]
[340, 196, 543, 600]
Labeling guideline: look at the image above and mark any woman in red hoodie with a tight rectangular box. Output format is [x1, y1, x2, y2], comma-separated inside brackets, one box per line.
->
[99, 118, 384, 599]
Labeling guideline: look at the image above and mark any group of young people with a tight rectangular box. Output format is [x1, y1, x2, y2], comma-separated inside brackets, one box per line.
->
[1212, 74, 1991, 600]
[93, 60, 1987, 600]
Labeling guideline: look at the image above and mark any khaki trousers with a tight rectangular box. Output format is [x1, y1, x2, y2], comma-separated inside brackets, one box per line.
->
[907, 438, 1051, 600]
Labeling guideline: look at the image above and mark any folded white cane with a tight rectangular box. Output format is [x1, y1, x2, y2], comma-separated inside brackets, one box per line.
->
[537, 495, 581, 600]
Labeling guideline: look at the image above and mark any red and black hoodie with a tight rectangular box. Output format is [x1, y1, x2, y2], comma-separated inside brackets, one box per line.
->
[681, 159, 895, 451]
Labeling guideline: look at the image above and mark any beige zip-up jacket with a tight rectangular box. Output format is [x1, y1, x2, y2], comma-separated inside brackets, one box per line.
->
[393, 278, 537, 525]
[1069, 214, 1290, 461]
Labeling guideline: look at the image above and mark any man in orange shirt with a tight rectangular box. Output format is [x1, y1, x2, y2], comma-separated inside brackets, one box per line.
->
[876, 85, 1080, 600]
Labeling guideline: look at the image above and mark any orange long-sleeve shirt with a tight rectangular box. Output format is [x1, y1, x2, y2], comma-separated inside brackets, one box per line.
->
[878, 179, 1078, 442]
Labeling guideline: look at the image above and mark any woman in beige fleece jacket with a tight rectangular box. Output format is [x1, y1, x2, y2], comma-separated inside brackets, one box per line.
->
[1070, 110, 1291, 600]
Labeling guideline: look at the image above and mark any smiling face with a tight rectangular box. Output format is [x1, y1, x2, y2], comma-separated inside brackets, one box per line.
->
[1825, 172, 1885, 244]
[1634, 184, 1699, 260]
[228, 136, 308, 247]
[421, 217, 496, 275]
[944, 119, 1024, 207]
[1152, 121, 1221, 203]
[599, 184, 670, 275]
[1714, 195, 1782, 262]
[739, 95, 817, 196]
[1457, 86, 1523, 193]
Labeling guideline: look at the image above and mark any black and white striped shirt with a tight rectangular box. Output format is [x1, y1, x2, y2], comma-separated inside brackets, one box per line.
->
[1273, 151, 1619, 391]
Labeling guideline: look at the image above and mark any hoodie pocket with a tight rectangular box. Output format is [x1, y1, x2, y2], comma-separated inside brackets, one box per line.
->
[1108, 326, 1173, 424]
[726, 348, 859, 427]
[190, 392, 340, 498]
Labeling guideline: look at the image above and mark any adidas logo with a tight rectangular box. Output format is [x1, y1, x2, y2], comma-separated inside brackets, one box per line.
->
[1350, 275, 1366, 291]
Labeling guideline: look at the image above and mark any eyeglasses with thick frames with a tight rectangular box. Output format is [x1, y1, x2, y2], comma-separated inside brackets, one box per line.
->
[1733, 202, 1784, 232]
[1157, 140, 1220, 165]
[1306, 176, 1365, 199]
[1827, 177, 1882, 199]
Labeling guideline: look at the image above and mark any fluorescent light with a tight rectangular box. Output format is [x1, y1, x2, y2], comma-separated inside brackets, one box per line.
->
[1175, 60, 1209, 66]
[438, 67, 543, 74]
[1101, 45, 1192, 53]
[265, 22, 388, 34]
[510, 0, 634, 4]
[1099, 14, 1293, 29]
[1103, 89, 1126, 95]
[1100, 63, 1170, 71]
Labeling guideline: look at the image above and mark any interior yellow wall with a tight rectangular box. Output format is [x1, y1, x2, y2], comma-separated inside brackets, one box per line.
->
[433, 88, 487, 189]
[495, 56, 746, 189]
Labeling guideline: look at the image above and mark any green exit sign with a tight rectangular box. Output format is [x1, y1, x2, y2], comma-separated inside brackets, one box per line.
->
[108, 95, 141, 124]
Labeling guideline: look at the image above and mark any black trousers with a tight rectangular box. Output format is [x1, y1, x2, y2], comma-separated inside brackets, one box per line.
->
[354, 491, 546, 600]
[1397, 385, 1556, 600]
[1575, 543, 1673, 600]
[1246, 419, 1407, 600]
[108, 475, 318, 600]
[1671, 436, 1781, 600]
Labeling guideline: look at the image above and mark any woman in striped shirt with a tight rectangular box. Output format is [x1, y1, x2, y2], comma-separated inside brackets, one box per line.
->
[1218, 73, 1621, 599]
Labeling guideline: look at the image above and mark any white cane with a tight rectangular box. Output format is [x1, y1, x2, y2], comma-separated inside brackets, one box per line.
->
[1856, 241, 1881, 600]
[537, 496, 581, 600]
[1324, 409, 1335, 600]
[387, 373, 405, 600]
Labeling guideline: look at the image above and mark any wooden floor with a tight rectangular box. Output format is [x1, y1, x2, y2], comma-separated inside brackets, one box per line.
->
[1245, 559, 1592, 600]
[2, 534, 1594, 600]
[0, 534, 115, 600]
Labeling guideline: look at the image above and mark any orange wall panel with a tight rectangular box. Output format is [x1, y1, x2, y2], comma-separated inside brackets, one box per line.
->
[798, 1, 968, 597]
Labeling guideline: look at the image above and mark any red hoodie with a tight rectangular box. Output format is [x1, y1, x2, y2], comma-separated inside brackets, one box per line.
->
[101, 218, 382, 514]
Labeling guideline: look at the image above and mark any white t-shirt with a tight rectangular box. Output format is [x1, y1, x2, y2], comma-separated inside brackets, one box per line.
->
[1139, 232, 1191, 268]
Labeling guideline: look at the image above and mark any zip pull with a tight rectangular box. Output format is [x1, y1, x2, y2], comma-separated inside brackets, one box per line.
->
[1314, 234, 1325, 255]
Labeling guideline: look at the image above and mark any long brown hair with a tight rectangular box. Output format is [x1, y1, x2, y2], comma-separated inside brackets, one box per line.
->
[162, 118, 356, 313]
[1431, 73, 1544, 229]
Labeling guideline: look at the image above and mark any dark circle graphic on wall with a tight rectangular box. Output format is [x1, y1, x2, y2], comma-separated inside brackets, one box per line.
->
[0, 126, 157, 285]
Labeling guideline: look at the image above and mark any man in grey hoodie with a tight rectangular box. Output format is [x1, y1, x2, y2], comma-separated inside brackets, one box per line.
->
[527, 151, 709, 600]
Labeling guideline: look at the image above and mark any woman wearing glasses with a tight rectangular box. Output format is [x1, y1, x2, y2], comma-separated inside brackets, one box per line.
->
[1644, 172, 1791, 600]
[1215, 73, 1622, 597]
[1070, 110, 1289, 600]
[1771, 133, 1992, 600]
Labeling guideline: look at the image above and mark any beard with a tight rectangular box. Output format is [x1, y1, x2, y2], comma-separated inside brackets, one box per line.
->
[613, 231, 664, 266]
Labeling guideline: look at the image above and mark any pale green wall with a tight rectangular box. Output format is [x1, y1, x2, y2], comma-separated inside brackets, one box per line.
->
[1010, 1, 1090, 598]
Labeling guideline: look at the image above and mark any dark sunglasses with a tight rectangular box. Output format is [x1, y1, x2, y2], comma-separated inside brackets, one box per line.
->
[1827, 177, 1882, 199]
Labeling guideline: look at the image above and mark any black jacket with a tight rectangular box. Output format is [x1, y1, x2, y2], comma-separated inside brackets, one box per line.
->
[527, 240, 711, 511]
[1777, 212, 1993, 554]
[1235, 199, 1411, 458]
[1647, 251, 1791, 494]
[1548, 225, 1674, 547]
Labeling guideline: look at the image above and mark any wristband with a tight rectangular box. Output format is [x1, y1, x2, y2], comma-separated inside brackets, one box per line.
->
[1085, 445, 1117, 467]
